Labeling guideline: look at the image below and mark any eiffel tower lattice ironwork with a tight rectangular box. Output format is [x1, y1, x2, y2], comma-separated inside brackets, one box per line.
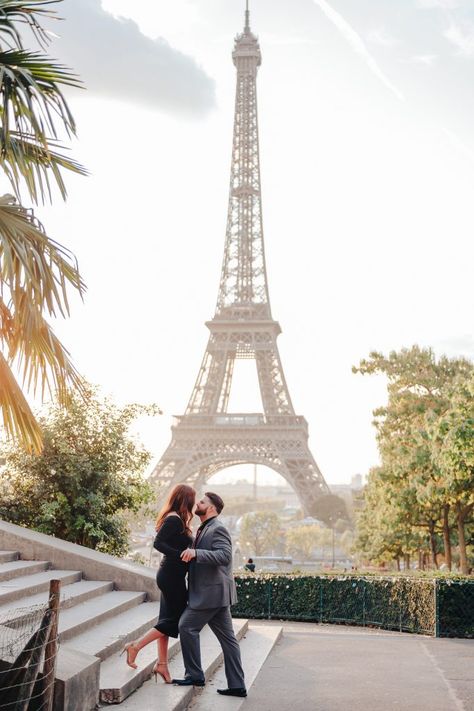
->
[151, 4, 330, 515]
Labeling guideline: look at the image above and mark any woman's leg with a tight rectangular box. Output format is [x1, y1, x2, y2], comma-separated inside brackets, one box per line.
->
[158, 632, 169, 663]
[123, 627, 164, 667]
[154, 633, 172, 682]
[135, 627, 163, 652]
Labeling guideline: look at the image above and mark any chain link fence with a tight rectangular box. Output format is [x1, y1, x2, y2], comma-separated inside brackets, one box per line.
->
[233, 574, 474, 638]
[0, 580, 60, 711]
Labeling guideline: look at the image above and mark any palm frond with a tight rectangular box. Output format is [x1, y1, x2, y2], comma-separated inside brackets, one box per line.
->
[0, 129, 87, 202]
[0, 349, 42, 452]
[0, 46, 84, 202]
[6, 294, 85, 403]
[0, 1, 61, 50]
[0, 48, 82, 136]
[0, 193, 85, 317]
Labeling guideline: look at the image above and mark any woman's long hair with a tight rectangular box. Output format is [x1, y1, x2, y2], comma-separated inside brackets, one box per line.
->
[155, 484, 196, 535]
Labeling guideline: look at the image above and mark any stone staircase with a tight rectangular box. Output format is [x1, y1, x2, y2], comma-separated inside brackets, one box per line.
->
[0, 550, 282, 710]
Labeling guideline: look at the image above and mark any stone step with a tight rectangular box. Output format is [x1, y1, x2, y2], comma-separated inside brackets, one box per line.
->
[0, 559, 50, 582]
[58, 590, 146, 643]
[0, 551, 19, 563]
[0, 570, 83, 606]
[63, 601, 161, 661]
[188, 623, 283, 710]
[0, 579, 114, 627]
[99, 627, 181, 704]
[114, 619, 249, 710]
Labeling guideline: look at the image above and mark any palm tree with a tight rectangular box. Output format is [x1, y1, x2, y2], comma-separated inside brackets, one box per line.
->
[0, 0, 87, 451]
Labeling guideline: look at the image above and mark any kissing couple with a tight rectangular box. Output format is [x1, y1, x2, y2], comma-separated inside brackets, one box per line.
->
[122, 485, 246, 698]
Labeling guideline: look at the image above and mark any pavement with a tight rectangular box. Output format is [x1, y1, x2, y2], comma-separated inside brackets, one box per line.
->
[242, 621, 474, 711]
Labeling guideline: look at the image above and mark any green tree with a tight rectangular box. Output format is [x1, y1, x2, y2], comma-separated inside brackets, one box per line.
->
[0, 0, 87, 452]
[239, 511, 281, 557]
[354, 466, 424, 569]
[286, 524, 322, 560]
[354, 347, 473, 570]
[312, 494, 348, 527]
[432, 375, 474, 574]
[0, 386, 158, 556]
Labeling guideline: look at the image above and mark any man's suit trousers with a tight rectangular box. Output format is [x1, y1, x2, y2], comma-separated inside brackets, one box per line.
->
[178, 605, 245, 688]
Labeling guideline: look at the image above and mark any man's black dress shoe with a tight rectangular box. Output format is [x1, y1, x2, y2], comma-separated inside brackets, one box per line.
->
[217, 688, 247, 697]
[172, 677, 205, 687]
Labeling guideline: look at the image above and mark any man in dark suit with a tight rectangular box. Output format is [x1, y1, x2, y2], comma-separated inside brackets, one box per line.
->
[172, 492, 246, 698]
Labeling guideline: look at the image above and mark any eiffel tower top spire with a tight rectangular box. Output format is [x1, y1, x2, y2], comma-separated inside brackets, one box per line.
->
[215, 2, 267, 320]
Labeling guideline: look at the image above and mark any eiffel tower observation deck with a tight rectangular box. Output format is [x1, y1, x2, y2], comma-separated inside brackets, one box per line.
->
[151, 3, 330, 515]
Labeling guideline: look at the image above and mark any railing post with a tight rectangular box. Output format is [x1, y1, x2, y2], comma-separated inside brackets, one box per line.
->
[434, 579, 440, 638]
[43, 579, 61, 711]
[362, 579, 366, 627]
[319, 579, 323, 624]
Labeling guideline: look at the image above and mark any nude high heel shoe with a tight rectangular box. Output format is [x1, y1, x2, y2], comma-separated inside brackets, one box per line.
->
[120, 642, 139, 669]
[153, 661, 172, 684]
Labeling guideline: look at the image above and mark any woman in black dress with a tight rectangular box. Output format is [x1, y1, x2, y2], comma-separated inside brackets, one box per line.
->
[121, 484, 195, 682]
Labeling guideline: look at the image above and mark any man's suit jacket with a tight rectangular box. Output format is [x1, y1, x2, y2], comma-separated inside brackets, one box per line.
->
[188, 517, 238, 610]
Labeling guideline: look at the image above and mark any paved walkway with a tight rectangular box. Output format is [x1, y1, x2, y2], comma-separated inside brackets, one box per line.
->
[244, 621, 474, 711]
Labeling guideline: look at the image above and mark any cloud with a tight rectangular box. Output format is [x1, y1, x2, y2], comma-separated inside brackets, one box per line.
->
[444, 21, 474, 56]
[403, 54, 438, 65]
[311, 0, 405, 101]
[366, 28, 400, 48]
[46, 0, 215, 115]
[442, 128, 474, 163]
[416, 0, 461, 8]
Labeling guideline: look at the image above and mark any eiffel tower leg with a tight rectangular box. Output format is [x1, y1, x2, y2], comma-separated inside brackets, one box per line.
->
[279, 453, 329, 517]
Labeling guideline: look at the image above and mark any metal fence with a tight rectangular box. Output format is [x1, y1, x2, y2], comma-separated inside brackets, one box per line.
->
[0, 580, 60, 711]
[232, 575, 474, 638]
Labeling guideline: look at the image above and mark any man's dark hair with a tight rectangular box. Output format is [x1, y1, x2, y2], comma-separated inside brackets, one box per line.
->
[206, 491, 224, 514]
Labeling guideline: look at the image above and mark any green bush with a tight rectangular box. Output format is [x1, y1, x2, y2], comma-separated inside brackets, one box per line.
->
[437, 580, 474, 638]
[232, 574, 474, 638]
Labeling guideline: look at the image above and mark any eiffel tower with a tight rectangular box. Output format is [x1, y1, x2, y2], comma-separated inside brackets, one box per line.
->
[151, 3, 330, 515]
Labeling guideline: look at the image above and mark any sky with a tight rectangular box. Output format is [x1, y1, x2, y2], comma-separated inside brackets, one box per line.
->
[22, 0, 474, 487]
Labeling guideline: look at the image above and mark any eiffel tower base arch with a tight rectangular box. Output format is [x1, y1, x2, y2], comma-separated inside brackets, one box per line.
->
[151, 414, 329, 517]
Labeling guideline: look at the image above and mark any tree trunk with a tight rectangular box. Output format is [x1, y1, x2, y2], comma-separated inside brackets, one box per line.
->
[442, 504, 452, 571]
[455, 502, 469, 575]
[418, 549, 424, 571]
[428, 522, 438, 569]
[395, 557, 400, 571]
[403, 553, 410, 570]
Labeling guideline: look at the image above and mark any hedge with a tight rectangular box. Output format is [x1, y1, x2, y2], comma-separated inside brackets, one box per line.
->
[232, 574, 474, 638]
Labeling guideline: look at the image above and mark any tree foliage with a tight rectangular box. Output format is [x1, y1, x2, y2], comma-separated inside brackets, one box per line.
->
[0, 386, 158, 555]
[239, 511, 281, 557]
[312, 494, 349, 527]
[0, 0, 87, 452]
[285, 524, 334, 560]
[353, 347, 474, 573]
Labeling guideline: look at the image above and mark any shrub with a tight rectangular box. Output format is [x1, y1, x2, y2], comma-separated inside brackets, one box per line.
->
[232, 573, 474, 638]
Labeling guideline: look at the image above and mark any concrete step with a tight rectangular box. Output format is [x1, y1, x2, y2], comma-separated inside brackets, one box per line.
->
[188, 623, 283, 710]
[63, 601, 161, 661]
[0, 569, 82, 606]
[114, 619, 249, 710]
[0, 579, 114, 626]
[0, 551, 19, 563]
[99, 626, 181, 704]
[58, 590, 146, 643]
[0, 559, 49, 582]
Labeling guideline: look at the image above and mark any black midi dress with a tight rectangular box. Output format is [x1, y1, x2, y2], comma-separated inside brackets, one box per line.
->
[153, 515, 193, 637]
